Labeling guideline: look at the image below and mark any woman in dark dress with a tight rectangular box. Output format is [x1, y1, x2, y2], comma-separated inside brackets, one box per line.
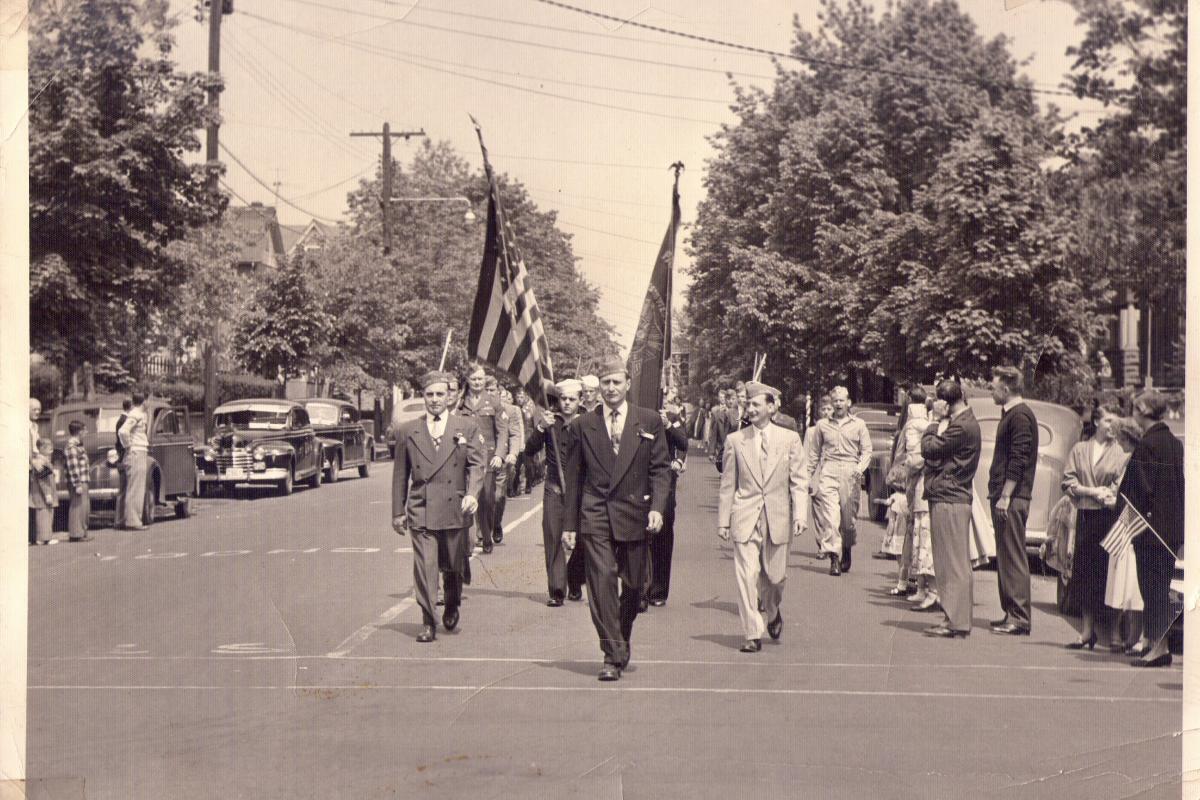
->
[1120, 391, 1185, 668]
[1061, 404, 1131, 649]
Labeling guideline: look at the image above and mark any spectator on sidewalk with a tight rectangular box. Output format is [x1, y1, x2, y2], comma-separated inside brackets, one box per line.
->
[113, 398, 132, 527]
[29, 436, 58, 545]
[118, 392, 150, 530]
[64, 420, 93, 542]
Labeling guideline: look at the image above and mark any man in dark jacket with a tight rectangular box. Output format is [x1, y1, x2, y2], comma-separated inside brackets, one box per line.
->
[1120, 391, 1184, 667]
[645, 398, 689, 608]
[987, 367, 1039, 635]
[563, 358, 671, 681]
[920, 379, 981, 638]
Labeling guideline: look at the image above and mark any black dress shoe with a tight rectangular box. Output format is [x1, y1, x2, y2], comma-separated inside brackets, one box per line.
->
[493, 531, 503, 544]
[740, 638, 762, 653]
[442, 607, 459, 631]
[767, 612, 783, 640]
[638, 598, 649, 613]
[990, 623, 1030, 636]
[482, 543, 493, 554]
[567, 588, 583, 602]
[416, 625, 436, 643]
[598, 664, 621, 681]
[840, 546, 852, 573]
[649, 598, 666, 607]
[1131, 653, 1172, 668]
[923, 625, 969, 639]
[828, 555, 841, 576]
[547, 597, 563, 607]
[989, 617, 1009, 629]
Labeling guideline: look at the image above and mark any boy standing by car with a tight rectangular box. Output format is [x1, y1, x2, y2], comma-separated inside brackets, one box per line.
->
[65, 420, 93, 542]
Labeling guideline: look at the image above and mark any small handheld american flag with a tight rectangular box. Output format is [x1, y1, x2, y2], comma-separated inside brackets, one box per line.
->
[1100, 497, 1150, 559]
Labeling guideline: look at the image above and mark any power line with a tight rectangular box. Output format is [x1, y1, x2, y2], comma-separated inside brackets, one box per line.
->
[219, 141, 343, 224]
[492, 153, 671, 171]
[557, 219, 660, 245]
[241, 11, 726, 126]
[269, 0, 777, 81]
[535, 0, 1079, 99]
[291, 164, 377, 201]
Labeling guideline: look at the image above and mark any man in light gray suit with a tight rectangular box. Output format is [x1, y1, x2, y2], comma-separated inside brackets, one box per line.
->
[717, 381, 809, 653]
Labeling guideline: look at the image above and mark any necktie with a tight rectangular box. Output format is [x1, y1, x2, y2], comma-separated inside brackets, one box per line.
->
[431, 414, 442, 448]
[610, 409, 621, 455]
[760, 429, 769, 471]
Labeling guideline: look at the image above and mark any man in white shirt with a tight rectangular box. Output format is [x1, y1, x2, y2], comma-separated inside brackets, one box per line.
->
[117, 392, 150, 530]
[805, 386, 873, 575]
[717, 382, 808, 652]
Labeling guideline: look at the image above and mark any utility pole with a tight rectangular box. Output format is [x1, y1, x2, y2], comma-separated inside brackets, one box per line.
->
[203, 0, 233, 438]
[349, 123, 426, 254]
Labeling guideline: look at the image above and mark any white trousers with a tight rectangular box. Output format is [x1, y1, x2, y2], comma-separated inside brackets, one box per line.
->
[733, 510, 789, 640]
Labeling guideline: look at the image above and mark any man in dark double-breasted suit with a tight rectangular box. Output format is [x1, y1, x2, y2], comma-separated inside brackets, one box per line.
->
[393, 371, 487, 643]
[563, 358, 671, 681]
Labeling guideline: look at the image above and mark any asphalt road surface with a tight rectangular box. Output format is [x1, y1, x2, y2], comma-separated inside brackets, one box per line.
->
[27, 450, 1182, 799]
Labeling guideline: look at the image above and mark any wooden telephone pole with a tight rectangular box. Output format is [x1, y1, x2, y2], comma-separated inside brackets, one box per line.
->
[349, 123, 426, 254]
[203, 0, 233, 439]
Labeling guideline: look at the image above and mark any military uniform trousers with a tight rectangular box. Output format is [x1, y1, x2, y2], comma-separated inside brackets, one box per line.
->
[733, 508, 788, 641]
[411, 527, 469, 627]
[646, 489, 678, 602]
[811, 460, 860, 555]
[541, 485, 585, 600]
[472, 456, 501, 547]
[581, 523, 648, 668]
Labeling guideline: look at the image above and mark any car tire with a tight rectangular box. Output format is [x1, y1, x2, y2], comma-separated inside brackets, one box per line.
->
[308, 460, 322, 489]
[325, 454, 340, 484]
[143, 479, 157, 526]
[358, 455, 370, 479]
[278, 465, 295, 496]
[365, 438, 375, 462]
[175, 496, 192, 519]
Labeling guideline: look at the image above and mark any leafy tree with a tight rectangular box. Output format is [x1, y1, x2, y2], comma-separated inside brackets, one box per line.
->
[313, 140, 617, 392]
[686, 0, 1100, 403]
[233, 252, 332, 381]
[29, 0, 222, 381]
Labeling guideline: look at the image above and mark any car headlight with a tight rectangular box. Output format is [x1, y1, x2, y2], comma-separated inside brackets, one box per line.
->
[253, 450, 265, 462]
[106, 449, 120, 465]
[202, 448, 214, 462]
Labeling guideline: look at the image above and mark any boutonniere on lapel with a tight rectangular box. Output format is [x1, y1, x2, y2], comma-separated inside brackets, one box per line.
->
[453, 431, 467, 447]
[637, 427, 654, 441]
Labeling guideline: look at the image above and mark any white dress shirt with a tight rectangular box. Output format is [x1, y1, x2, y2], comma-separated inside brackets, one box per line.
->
[426, 412, 447, 443]
[604, 401, 628, 443]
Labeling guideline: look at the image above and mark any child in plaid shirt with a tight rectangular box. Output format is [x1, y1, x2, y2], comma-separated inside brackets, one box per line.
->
[29, 437, 58, 545]
[65, 420, 93, 542]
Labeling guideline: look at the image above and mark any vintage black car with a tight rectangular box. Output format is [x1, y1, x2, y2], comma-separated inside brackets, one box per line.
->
[301, 399, 375, 482]
[46, 397, 198, 525]
[196, 399, 325, 495]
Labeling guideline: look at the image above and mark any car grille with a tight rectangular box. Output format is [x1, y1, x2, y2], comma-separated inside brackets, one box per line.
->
[216, 448, 253, 474]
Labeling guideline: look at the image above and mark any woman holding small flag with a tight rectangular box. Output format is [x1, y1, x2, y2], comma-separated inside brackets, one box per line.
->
[1059, 403, 1131, 650]
[1116, 391, 1184, 668]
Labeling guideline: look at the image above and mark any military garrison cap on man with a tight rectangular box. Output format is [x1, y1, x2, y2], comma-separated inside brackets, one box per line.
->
[419, 370, 450, 390]
[745, 381, 780, 403]
[596, 358, 628, 379]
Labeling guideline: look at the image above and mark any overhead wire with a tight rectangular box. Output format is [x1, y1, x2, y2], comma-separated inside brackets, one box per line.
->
[219, 141, 344, 224]
[240, 11, 726, 126]
[534, 0, 1079, 98]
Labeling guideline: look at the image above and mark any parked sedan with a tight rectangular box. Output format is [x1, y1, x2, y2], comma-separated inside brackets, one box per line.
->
[196, 399, 324, 495]
[967, 395, 1081, 557]
[46, 397, 198, 526]
[387, 398, 428, 459]
[302, 398, 374, 482]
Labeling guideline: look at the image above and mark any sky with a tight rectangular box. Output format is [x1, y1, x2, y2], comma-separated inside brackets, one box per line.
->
[165, 0, 1110, 355]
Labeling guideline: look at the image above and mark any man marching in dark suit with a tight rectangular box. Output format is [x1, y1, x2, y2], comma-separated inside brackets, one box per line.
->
[986, 366, 1039, 636]
[563, 358, 672, 681]
[645, 397, 689, 608]
[392, 371, 487, 643]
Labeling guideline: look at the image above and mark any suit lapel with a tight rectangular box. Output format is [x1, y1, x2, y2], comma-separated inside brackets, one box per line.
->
[583, 411, 616, 478]
[427, 417, 460, 475]
[610, 407, 642, 489]
[738, 427, 764, 487]
[410, 420, 436, 463]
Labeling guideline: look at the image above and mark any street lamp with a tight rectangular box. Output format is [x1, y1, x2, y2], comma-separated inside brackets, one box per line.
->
[392, 196, 477, 222]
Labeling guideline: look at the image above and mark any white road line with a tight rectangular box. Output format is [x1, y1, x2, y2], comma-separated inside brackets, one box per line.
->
[502, 502, 542, 533]
[326, 596, 416, 658]
[25, 685, 1179, 703]
[27, 654, 1178, 673]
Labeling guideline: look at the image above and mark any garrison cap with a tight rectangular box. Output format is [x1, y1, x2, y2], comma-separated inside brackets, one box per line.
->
[596, 358, 628, 380]
[745, 381, 780, 402]
[418, 370, 450, 390]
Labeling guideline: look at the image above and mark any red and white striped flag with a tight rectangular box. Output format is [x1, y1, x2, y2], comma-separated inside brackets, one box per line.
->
[1100, 497, 1150, 558]
[466, 117, 555, 405]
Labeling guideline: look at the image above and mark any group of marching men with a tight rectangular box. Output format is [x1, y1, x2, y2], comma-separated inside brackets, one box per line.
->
[391, 359, 687, 680]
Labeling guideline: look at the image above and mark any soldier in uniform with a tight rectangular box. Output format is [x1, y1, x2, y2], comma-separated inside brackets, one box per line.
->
[645, 394, 689, 608]
[491, 383, 524, 545]
[392, 371, 486, 643]
[528, 379, 587, 605]
[456, 364, 510, 554]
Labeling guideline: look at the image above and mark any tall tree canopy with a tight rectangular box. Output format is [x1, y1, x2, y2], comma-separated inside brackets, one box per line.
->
[29, 0, 222, 381]
[686, 0, 1108, 403]
[310, 140, 618, 391]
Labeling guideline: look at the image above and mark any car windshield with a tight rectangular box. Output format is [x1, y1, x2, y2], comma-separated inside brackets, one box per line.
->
[214, 407, 289, 431]
[306, 404, 340, 426]
[51, 408, 125, 437]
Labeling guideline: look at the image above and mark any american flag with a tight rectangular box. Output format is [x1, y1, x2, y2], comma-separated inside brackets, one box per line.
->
[1100, 497, 1150, 558]
[467, 117, 555, 405]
